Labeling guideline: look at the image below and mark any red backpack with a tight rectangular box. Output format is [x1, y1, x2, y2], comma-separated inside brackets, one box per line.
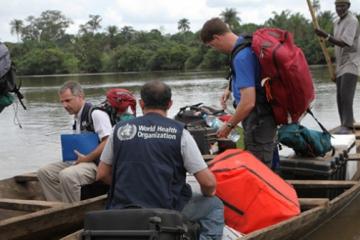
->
[230, 28, 315, 124]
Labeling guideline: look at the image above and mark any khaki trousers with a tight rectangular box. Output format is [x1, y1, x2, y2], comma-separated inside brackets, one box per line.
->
[37, 161, 97, 203]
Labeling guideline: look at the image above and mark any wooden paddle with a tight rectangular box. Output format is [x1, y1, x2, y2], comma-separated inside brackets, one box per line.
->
[306, 0, 336, 82]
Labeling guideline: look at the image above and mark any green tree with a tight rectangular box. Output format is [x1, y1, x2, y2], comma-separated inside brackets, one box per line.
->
[37, 10, 72, 41]
[78, 24, 89, 35]
[74, 34, 103, 72]
[200, 49, 227, 70]
[78, 15, 102, 35]
[220, 8, 240, 31]
[87, 14, 102, 34]
[177, 18, 190, 32]
[288, 13, 310, 47]
[238, 23, 260, 34]
[120, 26, 135, 42]
[10, 19, 24, 42]
[317, 11, 334, 35]
[106, 25, 119, 49]
[110, 46, 149, 71]
[19, 10, 72, 42]
[185, 48, 204, 70]
[8, 7, 347, 75]
[168, 44, 190, 70]
[147, 47, 170, 71]
[21, 16, 40, 41]
[17, 48, 76, 74]
[265, 10, 291, 29]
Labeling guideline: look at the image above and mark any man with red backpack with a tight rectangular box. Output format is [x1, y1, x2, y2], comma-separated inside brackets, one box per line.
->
[200, 18, 277, 167]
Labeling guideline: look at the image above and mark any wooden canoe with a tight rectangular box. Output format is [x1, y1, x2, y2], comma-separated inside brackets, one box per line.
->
[0, 173, 107, 240]
[2, 125, 360, 240]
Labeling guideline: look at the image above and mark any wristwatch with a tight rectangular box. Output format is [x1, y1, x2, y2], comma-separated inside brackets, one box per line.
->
[325, 34, 331, 41]
[226, 122, 234, 129]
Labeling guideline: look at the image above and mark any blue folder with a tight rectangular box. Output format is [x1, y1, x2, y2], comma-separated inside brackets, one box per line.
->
[60, 133, 99, 161]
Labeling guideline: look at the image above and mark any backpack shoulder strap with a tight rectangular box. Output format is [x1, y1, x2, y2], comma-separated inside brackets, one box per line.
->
[87, 103, 116, 130]
[80, 102, 94, 131]
[10, 63, 26, 110]
[227, 34, 253, 89]
[230, 34, 253, 61]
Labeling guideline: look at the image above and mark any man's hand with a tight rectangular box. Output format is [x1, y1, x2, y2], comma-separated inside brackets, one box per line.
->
[74, 150, 88, 164]
[220, 88, 231, 110]
[216, 123, 231, 139]
[315, 28, 328, 38]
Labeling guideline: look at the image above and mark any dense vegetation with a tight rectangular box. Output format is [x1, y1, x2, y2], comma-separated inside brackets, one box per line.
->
[5, 7, 360, 75]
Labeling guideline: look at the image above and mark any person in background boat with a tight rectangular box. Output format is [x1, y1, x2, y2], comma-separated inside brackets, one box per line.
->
[97, 80, 224, 240]
[37, 81, 112, 203]
[314, 0, 359, 134]
[200, 18, 277, 167]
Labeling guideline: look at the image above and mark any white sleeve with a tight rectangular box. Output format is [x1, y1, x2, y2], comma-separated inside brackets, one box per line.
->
[181, 129, 208, 174]
[341, 18, 358, 46]
[100, 130, 114, 165]
[91, 109, 112, 140]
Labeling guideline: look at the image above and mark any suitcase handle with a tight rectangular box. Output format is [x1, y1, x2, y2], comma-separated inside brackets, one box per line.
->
[208, 149, 244, 167]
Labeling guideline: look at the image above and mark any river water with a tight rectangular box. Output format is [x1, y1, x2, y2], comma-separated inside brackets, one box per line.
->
[0, 68, 359, 239]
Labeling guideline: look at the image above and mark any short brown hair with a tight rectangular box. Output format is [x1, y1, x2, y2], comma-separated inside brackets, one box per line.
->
[200, 18, 230, 43]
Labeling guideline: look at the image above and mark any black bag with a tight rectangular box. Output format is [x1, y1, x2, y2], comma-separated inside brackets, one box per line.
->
[82, 208, 199, 240]
[0, 42, 26, 111]
[187, 125, 217, 154]
[175, 103, 225, 127]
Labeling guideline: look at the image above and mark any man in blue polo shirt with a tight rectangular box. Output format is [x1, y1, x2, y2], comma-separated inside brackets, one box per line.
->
[200, 18, 277, 166]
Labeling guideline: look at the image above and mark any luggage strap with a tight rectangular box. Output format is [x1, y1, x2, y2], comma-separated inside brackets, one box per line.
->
[306, 109, 335, 156]
[307, 109, 331, 136]
[217, 196, 244, 216]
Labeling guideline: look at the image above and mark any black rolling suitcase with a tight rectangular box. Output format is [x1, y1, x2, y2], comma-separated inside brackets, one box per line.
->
[82, 208, 198, 240]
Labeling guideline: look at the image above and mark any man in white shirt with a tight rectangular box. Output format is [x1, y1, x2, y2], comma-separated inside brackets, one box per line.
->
[38, 81, 112, 203]
[315, 0, 359, 133]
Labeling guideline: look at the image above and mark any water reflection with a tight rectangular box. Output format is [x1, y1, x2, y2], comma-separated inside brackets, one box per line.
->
[0, 68, 359, 180]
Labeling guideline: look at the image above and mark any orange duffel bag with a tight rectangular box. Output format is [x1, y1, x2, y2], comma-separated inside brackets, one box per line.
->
[209, 149, 300, 234]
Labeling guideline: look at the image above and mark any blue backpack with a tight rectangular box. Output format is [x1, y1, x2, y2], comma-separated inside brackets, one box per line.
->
[278, 110, 334, 157]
